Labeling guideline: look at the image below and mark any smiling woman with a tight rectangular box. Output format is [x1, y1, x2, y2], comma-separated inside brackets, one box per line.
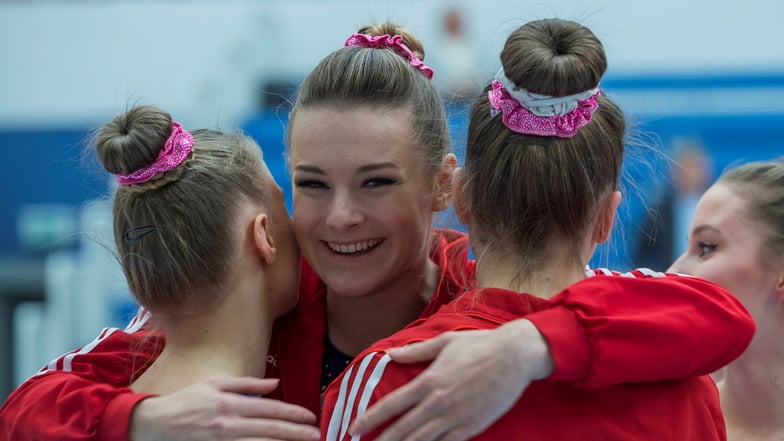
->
[288, 104, 454, 357]
[282, 21, 459, 376]
[289, 105, 450, 298]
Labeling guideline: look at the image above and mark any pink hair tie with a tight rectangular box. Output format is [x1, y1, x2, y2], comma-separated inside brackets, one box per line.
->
[115, 121, 194, 185]
[488, 80, 600, 138]
[344, 33, 434, 80]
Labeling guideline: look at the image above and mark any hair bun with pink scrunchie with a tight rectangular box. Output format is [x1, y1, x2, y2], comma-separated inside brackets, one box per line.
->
[344, 33, 434, 80]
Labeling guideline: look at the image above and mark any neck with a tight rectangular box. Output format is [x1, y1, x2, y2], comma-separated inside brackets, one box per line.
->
[475, 249, 585, 298]
[131, 278, 275, 395]
[719, 322, 784, 438]
[326, 257, 439, 356]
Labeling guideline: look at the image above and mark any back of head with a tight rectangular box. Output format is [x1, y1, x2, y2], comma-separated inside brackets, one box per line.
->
[95, 105, 269, 315]
[464, 18, 625, 271]
[718, 159, 784, 261]
[290, 22, 449, 174]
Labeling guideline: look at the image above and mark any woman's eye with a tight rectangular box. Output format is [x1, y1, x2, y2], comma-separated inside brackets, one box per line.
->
[363, 177, 397, 188]
[698, 242, 718, 258]
[294, 179, 328, 189]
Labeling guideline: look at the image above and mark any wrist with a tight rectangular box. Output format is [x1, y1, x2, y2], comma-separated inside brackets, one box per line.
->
[501, 319, 554, 381]
[128, 396, 161, 441]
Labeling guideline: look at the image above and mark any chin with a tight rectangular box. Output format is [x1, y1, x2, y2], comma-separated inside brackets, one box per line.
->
[325, 277, 377, 298]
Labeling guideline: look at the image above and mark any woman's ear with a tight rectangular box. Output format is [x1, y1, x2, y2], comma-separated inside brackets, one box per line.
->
[593, 190, 622, 244]
[432, 153, 458, 212]
[253, 214, 277, 264]
[452, 167, 470, 224]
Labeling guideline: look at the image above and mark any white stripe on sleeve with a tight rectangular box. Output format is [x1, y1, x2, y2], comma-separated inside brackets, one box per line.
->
[636, 267, 666, 278]
[326, 364, 355, 441]
[352, 354, 392, 441]
[339, 353, 376, 440]
[35, 328, 119, 377]
[125, 307, 151, 332]
[326, 352, 393, 441]
[33, 309, 150, 378]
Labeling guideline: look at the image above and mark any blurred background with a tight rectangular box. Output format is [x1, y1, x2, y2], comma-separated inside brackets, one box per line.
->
[1, 0, 783, 401]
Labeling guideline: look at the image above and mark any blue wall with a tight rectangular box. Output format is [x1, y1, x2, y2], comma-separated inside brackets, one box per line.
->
[2, 75, 783, 269]
[0, 129, 104, 253]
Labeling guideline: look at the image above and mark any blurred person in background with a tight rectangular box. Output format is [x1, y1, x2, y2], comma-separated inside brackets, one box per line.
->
[431, 7, 482, 104]
[633, 138, 714, 269]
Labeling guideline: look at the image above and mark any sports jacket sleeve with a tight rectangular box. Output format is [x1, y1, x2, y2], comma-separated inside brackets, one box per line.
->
[322, 269, 755, 441]
[322, 352, 404, 441]
[529, 268, 755, 387]
[0, 310, 158, 441]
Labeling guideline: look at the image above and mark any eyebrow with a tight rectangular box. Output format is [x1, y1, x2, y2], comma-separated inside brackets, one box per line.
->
[292, 164, 325, 174]
[691, 224, 722, 236]
[292, 162, 401, 174]
[357, 162, 400, 173]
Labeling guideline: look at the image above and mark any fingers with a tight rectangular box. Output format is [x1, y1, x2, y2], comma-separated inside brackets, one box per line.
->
[350, 374, 434, 435]
[372, 389, 458, 441]
[233, 395, 317, 424]
[206, 377, 318, 424]
[386, 334, 453, 364]
[231, 418, 320, 441]
[438, 428, 471, 441]
[380, 417, 448, 441]
[392, 419, 474, 441]
[210, 376, 281, 395]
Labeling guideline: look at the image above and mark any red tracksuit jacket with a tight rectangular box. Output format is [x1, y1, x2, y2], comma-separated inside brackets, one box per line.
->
[323, 270, 743, 441]
[0, 231, 753, 441]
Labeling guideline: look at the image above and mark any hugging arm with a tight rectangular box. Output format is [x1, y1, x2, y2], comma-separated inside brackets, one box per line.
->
[0, 312, 319, 441]
[349, 270, 754, 441]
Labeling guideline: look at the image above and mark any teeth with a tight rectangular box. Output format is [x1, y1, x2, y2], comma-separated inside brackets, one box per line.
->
[328, 239, 381, 254]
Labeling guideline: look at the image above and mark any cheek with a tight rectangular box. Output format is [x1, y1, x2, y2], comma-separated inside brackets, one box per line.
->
[692, 258, 752, 302]
[402, 179, 440, 216]
[385, 195, 432, 229]
[690, 260, 729, 287]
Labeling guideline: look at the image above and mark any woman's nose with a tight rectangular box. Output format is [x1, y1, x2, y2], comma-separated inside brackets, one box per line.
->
[325, 192, 364, 231]
[667, 253, 689, 274]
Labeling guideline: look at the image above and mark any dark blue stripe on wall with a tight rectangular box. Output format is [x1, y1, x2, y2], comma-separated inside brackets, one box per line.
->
[602, 72, 784, 90]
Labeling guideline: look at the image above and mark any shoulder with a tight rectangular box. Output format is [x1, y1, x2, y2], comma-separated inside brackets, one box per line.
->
[584, 267, 705, 283]
[585, 267, 669, 278]
[573, 267, 704, 295]
[32, 308, 160, 381]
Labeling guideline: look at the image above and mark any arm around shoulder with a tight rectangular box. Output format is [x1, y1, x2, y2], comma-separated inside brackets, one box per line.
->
[0, 314, 158, 441]
[527, 270, 755, 387]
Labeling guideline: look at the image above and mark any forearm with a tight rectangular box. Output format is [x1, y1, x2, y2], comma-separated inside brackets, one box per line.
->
[528, 270, 754, 386]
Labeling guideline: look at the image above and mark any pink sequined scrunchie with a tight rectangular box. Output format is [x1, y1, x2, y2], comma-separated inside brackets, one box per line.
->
[488, 80, 600, 138]
[115, 121, 194, 185]
[344, 33, 434, 80]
